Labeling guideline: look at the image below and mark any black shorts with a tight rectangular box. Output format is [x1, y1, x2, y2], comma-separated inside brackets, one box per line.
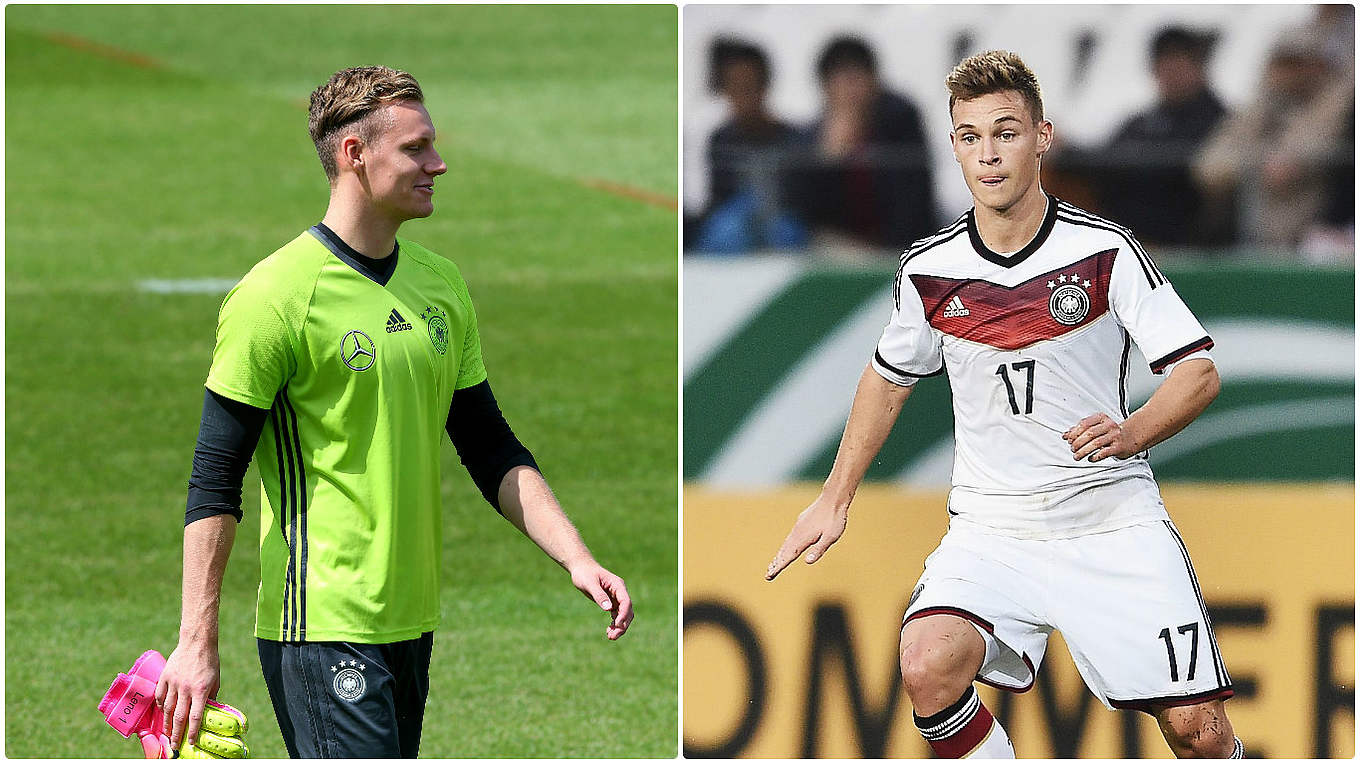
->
[258, 633, 433, 759]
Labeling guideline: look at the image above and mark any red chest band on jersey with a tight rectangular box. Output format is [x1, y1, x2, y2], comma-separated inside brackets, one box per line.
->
[912, 248, 1117, 350]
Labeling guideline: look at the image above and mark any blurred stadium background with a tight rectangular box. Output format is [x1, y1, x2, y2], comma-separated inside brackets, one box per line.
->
[682, 5, 1353, 759]
[6, 5, 676, 757]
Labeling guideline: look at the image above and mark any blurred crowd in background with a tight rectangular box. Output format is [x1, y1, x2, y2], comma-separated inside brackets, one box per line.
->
[683, 5, 1354, 263]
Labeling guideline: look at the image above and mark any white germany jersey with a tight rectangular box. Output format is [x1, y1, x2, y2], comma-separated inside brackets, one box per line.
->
[874, 196, 1213, 538]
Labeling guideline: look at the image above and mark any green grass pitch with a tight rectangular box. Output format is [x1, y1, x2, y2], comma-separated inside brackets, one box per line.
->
[5, 6, 677, 757]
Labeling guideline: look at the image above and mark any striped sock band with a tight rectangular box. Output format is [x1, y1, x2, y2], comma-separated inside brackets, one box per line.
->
[1228, 736, 1244, 759]
[914, 685, 994, 758]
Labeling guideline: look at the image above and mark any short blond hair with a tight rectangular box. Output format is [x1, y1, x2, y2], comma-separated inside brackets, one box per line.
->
[946, 51, 1044, 124]
[308, 66, 425, 181]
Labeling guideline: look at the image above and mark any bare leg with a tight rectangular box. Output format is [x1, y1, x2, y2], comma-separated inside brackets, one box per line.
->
[1156, 699, 1238, 758]
[901, 615, 1013, 758]
[899, 614, 986, 714]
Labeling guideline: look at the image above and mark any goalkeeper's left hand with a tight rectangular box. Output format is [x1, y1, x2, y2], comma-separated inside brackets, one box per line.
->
[99, 650, 249, 758]
[172, 699, 248, 759]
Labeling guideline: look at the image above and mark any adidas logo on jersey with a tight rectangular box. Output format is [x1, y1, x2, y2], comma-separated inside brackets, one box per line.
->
[942, 295, 970, 317]
[386, 309, 412, 333]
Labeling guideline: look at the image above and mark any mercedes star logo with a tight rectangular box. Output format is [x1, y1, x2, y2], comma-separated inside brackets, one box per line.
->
[341, 330, 376, 371]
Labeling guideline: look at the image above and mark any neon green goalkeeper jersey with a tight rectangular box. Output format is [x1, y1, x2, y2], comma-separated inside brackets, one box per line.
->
[207, 225, 486, 644]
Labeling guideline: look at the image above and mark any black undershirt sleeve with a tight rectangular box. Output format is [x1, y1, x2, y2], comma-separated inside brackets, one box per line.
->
[185, 388, 269, 526]
[447, 380, 539, 514]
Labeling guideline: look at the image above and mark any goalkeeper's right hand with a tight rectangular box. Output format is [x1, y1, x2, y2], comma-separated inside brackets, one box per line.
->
[99, 650, 249, 758]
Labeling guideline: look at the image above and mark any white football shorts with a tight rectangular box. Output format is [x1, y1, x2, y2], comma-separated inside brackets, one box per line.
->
[902, 519, 1233, 710]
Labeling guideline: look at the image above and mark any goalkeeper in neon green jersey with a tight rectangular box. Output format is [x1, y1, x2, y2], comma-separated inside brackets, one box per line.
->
[153, 66, 634, 759]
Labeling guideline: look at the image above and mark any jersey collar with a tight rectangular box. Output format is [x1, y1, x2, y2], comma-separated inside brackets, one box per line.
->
[309, 223, 399, 286]
[965, 193, 1058, 268]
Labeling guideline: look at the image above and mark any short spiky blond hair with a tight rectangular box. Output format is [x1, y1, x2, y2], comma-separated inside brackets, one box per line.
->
[946, 51, 1044, 124]
[308, 66, 425, 181]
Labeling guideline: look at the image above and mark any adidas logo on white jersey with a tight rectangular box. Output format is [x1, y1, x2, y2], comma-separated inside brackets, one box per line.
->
[942, 295, 971, 317]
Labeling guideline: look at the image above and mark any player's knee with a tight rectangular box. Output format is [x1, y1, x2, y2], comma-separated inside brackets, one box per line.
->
[899, 621, 982, 710]
[1160, 702, 1236, 758]
[899, 644, 948, 687]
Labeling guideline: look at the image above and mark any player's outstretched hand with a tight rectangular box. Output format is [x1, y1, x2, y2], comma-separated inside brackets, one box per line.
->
[766, 495, 848, 581]
[570, 562, 634, 640]
[155, 641, 221, 752]
[1064, 413, 1139, 462]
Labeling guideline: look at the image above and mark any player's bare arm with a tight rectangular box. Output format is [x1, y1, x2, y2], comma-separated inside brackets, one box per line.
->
[497, 465, 634, 640]
[156, 514, 236, 750]
[766, 365, 915, 581]
[1065, 358, 1220, 461]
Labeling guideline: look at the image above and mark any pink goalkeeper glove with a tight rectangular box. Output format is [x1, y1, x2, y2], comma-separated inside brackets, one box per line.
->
[99, 650, 248, 758]
[99, 666, 172, 758]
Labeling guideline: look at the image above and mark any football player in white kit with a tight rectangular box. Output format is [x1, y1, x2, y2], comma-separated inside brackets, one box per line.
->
[767, 51, 1242, 759]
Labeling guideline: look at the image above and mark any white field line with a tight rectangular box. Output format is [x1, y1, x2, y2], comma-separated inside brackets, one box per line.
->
[137, 278, 239, 294]
[133, 265, 670, 296]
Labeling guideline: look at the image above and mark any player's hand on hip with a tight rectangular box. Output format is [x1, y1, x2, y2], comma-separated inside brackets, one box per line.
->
[765, 496, 848, 581]
[1063, 413, 1138, 462]
[570, 562, 634, 640]
[155, 640, 220, 752]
